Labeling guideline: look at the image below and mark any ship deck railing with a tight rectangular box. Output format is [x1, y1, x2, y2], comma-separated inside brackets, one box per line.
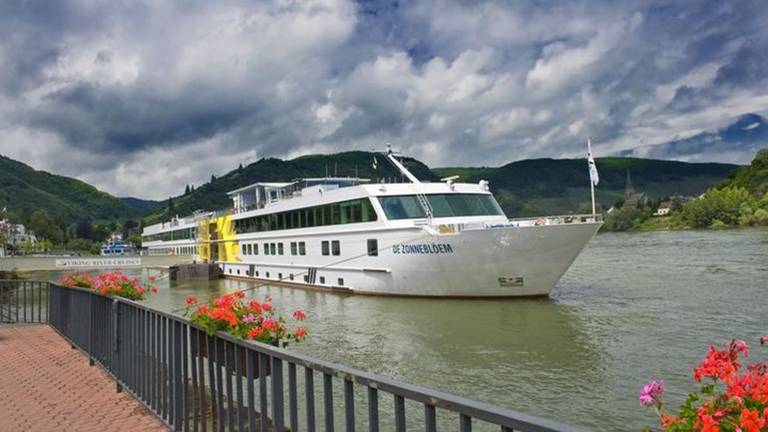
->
[0, 279, 584, 432]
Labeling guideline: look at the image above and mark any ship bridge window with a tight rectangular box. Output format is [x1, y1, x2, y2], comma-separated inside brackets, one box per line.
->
[378, 194, 504, 220]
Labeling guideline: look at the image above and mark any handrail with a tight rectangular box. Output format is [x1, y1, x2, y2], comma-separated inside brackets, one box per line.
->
[2, 280, 585, 432]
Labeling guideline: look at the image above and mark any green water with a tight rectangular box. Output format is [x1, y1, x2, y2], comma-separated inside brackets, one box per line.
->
[29, 229, 768, 430]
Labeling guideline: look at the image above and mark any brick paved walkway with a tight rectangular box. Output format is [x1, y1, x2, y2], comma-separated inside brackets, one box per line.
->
[0, 324, 168, 431]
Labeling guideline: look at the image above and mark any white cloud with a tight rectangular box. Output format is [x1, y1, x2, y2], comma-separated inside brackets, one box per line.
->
[1, 0, 768, 199]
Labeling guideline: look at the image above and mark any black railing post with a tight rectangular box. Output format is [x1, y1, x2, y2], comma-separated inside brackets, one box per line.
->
[88, 292, 95, 366]
[113, 299, 122, 393]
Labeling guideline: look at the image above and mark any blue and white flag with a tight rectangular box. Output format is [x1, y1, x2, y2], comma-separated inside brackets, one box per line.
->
[587, 139, 599, 186]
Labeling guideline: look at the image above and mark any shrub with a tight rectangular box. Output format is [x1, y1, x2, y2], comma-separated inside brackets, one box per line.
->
[679, 187, 757, 228]
[59, 271, 158, 300]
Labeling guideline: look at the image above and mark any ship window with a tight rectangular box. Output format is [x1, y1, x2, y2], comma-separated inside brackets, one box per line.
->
[264, 243, 270, 255]
[237, 269, 240, 275]
[230, 198, 378, 234]
[378, 195, 425, 219]
[290, 274, 294, 281]
[367, 239, 378, 256]
[229, 268, 232, 274]
[254, 244, 258, 255]
[278, 273, 283, 279]
[278, 243, 284, 255]
[290, 242, 297, 255]
[303, 275, 308, 282]
[319, 276, 325, 284]
[337, 278, 344, 286]
[247, 244, 252, 255]
[378, 194, 505, 219]
[270, 243, 276, 255]
[299, 241, 306, 255]
[321, 241, 329, 256]
[256, 271, 259, 277]
[266, 272, 270, 278]
[331, 240, 340, 256]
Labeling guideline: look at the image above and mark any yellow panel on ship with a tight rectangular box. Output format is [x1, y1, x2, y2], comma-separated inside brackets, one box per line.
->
[197, 214, 239, 263]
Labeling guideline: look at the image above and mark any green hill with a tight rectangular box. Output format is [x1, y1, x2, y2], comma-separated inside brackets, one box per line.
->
[144, 151, 438, 224]
[721, 148, 768, 194]
[146, 152, 739, 223]
[0, 154, 139, 223]
[435, 157, 739, 216]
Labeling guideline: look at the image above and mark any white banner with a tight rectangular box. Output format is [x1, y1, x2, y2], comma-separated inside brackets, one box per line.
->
[54, 257, 142, 268]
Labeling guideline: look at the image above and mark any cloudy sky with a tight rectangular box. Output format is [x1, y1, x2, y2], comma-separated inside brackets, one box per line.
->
[1, 0, 767, 199]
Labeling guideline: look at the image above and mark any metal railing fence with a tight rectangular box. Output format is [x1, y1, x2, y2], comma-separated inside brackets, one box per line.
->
[0, 280, 48, 323]
[2, 280, 584, 432]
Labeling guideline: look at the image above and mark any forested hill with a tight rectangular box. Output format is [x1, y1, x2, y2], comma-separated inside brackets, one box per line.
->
[143, 151, 438, 224]
[434, 157, 739, 216]
[721, 149, 768, 194]
[0, 154, 139, 223]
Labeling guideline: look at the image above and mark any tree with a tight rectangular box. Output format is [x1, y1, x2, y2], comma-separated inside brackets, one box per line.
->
[28, 209, 64, 244]
[76, 220, 95, 240]
[185, 184, 191, 195]
[168, 197, 176, 215]
[751, 148, 768, 169]
[679, 187, 757, 228]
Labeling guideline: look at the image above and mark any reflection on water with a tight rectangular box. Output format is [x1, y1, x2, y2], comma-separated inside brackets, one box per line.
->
[21, 228, 768, 430]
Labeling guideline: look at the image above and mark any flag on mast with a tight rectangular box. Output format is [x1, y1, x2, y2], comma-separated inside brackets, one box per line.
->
[587, 138, 599, 186]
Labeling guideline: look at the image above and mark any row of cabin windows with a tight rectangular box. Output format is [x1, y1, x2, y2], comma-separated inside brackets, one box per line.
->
[227, 266, 345, 287]
[233, 198, 377, 234]
[241, 241, 307, 256]
[148, 246, 196, 255]
[241, 239, 378, 257]
[142, 227, 196, 243]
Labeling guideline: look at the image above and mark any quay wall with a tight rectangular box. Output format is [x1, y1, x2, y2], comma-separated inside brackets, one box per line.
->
[0, 255, 194, 272]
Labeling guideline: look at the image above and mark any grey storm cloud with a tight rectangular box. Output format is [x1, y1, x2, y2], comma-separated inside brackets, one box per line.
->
[0, 0, 767, 199]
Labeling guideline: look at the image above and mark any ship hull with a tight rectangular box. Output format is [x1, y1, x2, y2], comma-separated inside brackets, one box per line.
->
[219, 221, 601, 297]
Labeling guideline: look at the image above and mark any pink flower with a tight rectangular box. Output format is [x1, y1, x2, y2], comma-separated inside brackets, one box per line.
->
[639, 380, 664, 407]
[760, 336, 768, 346]
[262, 317, 277, 332]
[292, 310, 306, 321]
[733, 339, 749, 356]
[185, 296, 198, 305]
[242, 314, 257, 323]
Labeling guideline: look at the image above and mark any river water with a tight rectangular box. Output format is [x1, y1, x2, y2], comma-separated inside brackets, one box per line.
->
[28, 229, 768, 430]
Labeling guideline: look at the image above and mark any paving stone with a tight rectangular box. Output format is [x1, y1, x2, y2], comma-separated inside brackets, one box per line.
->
[0, 325, 169, 431]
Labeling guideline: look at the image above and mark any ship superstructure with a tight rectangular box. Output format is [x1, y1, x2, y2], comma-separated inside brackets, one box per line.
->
[142, 151, 601, 297]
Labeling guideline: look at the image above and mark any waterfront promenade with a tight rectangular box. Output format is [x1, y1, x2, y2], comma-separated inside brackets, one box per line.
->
[0, 324, 168, 431]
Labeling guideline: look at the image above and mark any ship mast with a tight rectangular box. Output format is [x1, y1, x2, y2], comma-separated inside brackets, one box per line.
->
[385, 144, 421, 184]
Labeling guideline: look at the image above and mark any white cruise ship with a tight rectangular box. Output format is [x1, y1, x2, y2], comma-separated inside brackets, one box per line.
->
[142, 152, 601, 297]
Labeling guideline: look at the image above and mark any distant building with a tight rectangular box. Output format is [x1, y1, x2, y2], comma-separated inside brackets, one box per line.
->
[654, 201, 671, 216]
[0, 219, 37, 246]
[624, 169, 647, 208]
[108, 231, 124, 242]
